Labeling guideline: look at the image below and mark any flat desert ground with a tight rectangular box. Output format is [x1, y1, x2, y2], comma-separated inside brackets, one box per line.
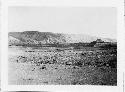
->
[8, 46, 117, 85]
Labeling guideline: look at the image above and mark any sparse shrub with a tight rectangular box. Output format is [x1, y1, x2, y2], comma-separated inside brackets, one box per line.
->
[107, 58, 117, 68]
[74, 61, 83, 67]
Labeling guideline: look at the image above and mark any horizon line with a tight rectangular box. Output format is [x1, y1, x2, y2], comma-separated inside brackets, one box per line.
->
[8, 31, 117, 40]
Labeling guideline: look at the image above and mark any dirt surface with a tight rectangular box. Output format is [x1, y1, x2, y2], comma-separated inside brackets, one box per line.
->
[8, 46, 117, 85]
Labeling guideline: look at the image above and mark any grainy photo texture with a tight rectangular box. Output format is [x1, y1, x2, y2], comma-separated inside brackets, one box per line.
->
[8, 7, 117, 85]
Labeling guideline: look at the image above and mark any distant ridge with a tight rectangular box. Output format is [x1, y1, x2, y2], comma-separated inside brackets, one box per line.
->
[8, 31, 116, 45]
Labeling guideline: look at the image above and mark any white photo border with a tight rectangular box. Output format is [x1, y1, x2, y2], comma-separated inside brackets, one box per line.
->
[1, 0, 125, 92]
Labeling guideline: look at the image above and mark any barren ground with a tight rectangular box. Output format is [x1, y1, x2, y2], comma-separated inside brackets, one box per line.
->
[8, 46, 117, 85]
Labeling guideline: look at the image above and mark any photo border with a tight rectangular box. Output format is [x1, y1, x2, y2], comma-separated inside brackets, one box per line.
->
[1, 0, 124, 92]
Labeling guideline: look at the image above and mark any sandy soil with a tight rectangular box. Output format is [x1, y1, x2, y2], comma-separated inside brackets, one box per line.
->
[8, 47, 117, 85]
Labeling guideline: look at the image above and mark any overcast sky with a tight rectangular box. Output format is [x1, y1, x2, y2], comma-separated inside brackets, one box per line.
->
[8, 7, 117, 39]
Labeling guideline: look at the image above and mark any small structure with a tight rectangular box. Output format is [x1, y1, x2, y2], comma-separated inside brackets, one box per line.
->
[95, 39, 104, 43]
[94, 39, 109, 47]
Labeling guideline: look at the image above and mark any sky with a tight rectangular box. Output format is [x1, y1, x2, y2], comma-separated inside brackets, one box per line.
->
[8, 7, 117, 39]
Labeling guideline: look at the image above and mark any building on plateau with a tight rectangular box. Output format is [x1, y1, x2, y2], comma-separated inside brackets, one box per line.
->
[94, 39, 111, 47]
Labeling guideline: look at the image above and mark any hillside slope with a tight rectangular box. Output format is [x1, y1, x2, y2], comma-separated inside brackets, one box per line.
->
[8, 31, 116, 45]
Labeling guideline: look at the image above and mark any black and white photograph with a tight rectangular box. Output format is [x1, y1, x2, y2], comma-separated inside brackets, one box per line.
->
[7, 6, 118, 86]
[8, 7, 117, 86]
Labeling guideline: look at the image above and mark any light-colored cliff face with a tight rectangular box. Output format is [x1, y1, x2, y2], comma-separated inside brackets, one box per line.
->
[9, 36, 21, 45]
[8, 31, 116, 45]
[64, 34, 98, 43]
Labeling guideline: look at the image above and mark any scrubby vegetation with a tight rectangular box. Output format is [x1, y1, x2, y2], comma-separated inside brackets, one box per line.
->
[8, 31, 117, 85]
[9, 46, 117, 85]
